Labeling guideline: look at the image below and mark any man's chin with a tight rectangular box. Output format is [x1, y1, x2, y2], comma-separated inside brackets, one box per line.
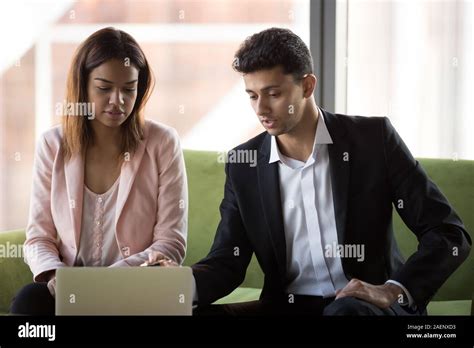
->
[264, 128, 282, 136]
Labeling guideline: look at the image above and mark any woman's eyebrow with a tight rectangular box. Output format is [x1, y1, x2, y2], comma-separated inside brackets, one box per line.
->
[93, 78, 138, 84]
[94, 77, 113, 83]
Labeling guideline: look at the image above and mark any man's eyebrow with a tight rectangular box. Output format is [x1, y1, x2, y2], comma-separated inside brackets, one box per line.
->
[245, 85, 281, 93]
[94, 78, 138, 84]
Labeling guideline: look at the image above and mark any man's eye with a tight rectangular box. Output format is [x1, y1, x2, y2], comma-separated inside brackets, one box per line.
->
[269, 94, 280, 98]
[249, 96, 257, 100]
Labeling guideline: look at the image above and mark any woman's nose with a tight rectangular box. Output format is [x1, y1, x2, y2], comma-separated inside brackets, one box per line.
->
[109, 89, 124, 105]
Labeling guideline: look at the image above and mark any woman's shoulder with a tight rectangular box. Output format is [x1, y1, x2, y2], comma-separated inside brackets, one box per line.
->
[37, 124, 63, 151]
[144, 119, 180, 144]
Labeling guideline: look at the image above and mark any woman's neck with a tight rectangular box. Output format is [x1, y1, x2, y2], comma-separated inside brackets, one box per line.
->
[88, 120, 122, 157]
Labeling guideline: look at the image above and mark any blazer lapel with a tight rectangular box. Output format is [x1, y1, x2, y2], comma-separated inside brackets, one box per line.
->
[114, 133, 147, 227]
[257, 134, 287, 281]
[322, 109, 351, 246]
[64, 152, 84, 249]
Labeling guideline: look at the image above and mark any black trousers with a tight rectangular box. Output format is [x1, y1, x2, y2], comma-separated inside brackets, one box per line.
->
[10, 282, 55, 315]
[194, 295, 427, 316]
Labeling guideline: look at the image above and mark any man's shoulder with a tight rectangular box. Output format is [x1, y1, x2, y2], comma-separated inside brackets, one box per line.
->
[233, 131, 268, 152]
[325, 111, 390, 142]
[330, 111, 387, 129]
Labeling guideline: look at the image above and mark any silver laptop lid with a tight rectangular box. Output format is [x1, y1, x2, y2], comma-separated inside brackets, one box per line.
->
[55, 267, 192, 316]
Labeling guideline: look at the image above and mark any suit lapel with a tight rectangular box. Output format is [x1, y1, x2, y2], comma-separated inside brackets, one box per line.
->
[257, 134, 287, 280]
[322, 109, 351, 246]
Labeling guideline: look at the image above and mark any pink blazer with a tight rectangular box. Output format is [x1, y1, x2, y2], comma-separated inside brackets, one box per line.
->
[24, 120, 188, 282]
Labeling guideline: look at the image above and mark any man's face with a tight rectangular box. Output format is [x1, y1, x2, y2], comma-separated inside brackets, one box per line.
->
[243, 66, 307, 137]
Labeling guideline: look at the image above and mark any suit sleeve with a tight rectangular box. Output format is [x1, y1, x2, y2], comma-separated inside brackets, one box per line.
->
[382, 117, 471, 309]
[191, 162, 253, 305]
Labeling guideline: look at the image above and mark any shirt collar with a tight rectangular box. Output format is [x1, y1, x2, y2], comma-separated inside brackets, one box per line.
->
[269, 107, 333, 164]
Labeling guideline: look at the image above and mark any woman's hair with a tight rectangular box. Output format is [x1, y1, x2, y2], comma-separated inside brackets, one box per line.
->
[62, 27, 154, 160]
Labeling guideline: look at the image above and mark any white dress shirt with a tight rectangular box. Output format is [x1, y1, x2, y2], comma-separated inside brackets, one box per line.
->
[75, 177, 123, 266]
[270, 110, 348, 297]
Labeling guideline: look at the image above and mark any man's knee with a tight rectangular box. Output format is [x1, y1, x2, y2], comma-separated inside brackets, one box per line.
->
[323, 296, 377, 316]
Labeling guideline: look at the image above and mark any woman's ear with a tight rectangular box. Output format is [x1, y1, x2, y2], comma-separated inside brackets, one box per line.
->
[302, 74, 317, 98]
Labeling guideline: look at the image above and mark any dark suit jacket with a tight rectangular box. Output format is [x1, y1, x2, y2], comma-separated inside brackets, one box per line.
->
[192, 109, 471, 310]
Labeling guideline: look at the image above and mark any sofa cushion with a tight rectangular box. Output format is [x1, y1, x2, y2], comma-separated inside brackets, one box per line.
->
[214, 287, 262, 305]
[427, 300, 472, 316]
[0, 230, 32, 313]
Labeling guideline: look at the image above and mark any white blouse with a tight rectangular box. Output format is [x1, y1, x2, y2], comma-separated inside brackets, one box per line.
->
[75, 177, 123, 266]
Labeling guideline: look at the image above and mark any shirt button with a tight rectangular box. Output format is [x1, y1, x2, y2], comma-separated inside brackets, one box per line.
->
[98, 197, 103, 203]
[96, 221, 101, 226]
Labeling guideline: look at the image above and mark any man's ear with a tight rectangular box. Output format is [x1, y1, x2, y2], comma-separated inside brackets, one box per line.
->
[302, 74, 317, 98]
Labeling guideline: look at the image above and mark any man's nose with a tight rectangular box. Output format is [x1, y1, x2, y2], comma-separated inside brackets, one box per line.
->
[256, 97, 270, 116]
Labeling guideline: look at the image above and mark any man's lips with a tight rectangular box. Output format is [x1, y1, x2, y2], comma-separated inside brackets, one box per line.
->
[261, 119, 277, 128]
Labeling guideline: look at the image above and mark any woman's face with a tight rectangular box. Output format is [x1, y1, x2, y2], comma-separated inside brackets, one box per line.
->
[87, 59, 139, 128]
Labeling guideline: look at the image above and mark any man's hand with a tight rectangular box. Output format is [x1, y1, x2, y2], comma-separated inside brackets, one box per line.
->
[335, 278, 403, 309]
[140, 251, 178, 267]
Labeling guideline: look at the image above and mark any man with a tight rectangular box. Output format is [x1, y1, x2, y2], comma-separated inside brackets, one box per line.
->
[150, 28, 471, 316]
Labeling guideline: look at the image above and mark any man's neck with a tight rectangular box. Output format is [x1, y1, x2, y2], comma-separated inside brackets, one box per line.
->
[276, 102, 319, 162]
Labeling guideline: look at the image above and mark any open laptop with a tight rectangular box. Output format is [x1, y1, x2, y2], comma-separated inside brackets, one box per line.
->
[55, 266, 193, 315]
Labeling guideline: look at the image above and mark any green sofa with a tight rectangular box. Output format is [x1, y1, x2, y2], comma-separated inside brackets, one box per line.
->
[0, 150, 472, 315]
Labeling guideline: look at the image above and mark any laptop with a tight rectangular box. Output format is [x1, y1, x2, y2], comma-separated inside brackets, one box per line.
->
[55, 266, 193, 315]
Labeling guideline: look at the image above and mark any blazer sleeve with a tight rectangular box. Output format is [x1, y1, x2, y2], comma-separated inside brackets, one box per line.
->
[24, 134, 67, 282]
[382, 117, 471, 309]
[191, 162, 254, 305]
[110, 127, 188, 267]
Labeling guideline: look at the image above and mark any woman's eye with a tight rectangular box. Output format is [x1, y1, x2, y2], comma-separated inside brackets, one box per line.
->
[125, 88, 136, 92]
[269, 94, 280, 98]
[97, 87, 110, 91]
[249, 96, 257, 100]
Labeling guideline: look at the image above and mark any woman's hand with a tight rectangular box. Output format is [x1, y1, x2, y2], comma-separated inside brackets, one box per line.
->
[47, 276, 57, 298]
[140, 251, 178, 267]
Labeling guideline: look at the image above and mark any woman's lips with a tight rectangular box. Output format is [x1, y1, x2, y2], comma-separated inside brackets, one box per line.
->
[105, 111, 124, 119]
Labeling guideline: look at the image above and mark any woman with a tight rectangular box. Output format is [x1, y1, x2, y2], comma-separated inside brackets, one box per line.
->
[10, 27, 188, 315]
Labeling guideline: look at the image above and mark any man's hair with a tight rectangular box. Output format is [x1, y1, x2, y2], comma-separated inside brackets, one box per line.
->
[233, 27, 313, 80]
